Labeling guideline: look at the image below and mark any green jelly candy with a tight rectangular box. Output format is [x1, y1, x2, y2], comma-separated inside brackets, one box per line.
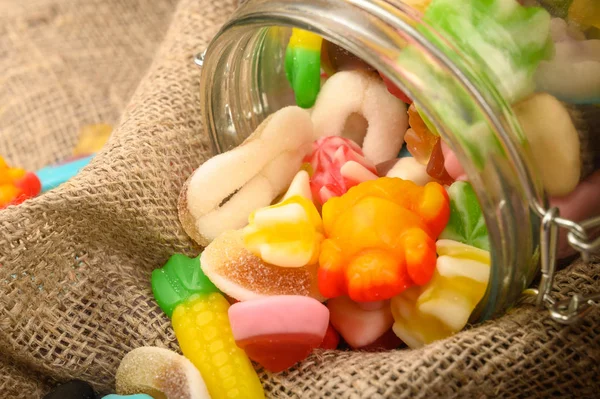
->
[440, 181, 490, 251]
[151, 254, 219, 318]
[285, 45, 322, 108]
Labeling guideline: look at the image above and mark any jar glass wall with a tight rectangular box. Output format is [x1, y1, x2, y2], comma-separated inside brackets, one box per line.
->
[198, 0, 594, 322]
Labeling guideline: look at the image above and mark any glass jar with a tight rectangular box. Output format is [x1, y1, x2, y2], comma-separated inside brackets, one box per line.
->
[197, 0, 599, 323]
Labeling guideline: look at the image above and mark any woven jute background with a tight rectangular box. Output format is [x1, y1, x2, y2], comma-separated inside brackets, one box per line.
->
[0, 0, 598, 398]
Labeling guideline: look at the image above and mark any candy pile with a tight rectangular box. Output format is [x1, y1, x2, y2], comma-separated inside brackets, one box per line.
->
[133, 69, 492, 398]
[0, 156, 41, 209]
[102, 0, 600, 398]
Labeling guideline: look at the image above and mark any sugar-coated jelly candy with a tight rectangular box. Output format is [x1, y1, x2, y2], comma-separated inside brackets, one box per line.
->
[228, 296, 329, 372]
[178, 106, 314, 246]
[201, 230, 323, 302]
[439, 181, 490, 251]
[319, 178, 450, 302]
[151, 255, 264, 399]
[426, 140, 454, 186]
[243, 171, 324, 268]
[311, 70, 408, 164]
[304, 136, 379, 206]
[285, 28, 323, 108]
[327, 296, 394, 348]
[405, 104, 439, 165]
[391, 240, 491, 349]
[116, 346, 210, 399]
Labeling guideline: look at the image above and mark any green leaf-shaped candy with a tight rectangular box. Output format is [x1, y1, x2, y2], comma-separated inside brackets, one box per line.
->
[151, 254, 219, 318]
[440, 181, 490, 251]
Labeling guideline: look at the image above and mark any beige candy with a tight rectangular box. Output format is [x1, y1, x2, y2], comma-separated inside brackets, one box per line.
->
[116, 346, 210, 399]
[513, 93, 581, 196]
[383, 157, 435, 186]
[311, 70, 408, 165]
[535, 39, 600, 104]
[179, 106, 315, 246]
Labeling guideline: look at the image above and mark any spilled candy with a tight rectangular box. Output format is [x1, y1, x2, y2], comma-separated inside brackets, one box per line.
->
[73, 123, 112, 156]
[116, 346, 210, 399]
[0, 156, 42, 209]
[439, 181, 490, 251]
[178, 106, 314, 246]
[228, 295, 329, 372]
[285, 28, 323, 108]
[152, 254, 265, 399]
[391, 240, 491, 348]
[311, 70, 408, 164]
[243, 170, 324, 268]
[327, 296, 394, 349]
[319, 177, 450, 302]
[304, 136, 379, 206]
[201, 230, 323, 302]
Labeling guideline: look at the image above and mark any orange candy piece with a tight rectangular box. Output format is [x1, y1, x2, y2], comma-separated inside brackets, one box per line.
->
[318, 178, 450, 302]
[405, 105, 438, 165]
[0, 156, 41, 209]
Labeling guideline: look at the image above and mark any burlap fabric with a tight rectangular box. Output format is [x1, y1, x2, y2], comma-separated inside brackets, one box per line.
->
[0, 0, 598, 397]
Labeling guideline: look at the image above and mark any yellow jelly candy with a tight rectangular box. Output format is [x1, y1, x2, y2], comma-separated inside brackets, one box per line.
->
[244, 170, 324, 268]
[391, 239, 490, 349]
[173, 292, 265, 399]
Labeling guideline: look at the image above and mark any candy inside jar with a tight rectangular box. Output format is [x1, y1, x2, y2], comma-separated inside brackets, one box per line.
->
[128, 0, 600, 395]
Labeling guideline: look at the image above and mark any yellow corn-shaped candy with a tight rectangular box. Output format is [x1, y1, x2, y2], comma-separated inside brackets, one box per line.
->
[152, 254, 265, 399]
[173, 292, 265, 399]
[391, 239, 490, 349]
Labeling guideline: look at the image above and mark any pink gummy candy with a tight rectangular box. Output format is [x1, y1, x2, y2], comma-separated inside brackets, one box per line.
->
[304, 136, 379, 206]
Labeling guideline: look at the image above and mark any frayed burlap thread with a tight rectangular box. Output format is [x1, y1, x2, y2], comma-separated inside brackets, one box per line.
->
[0, 0, 599, 397]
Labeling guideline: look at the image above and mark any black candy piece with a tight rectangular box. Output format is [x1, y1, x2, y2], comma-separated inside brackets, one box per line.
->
[42, 380, 97, 399]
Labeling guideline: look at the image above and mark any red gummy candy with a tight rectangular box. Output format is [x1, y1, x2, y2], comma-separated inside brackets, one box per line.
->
[304, 136, 379, 206]
[426, 140, 454, 186]
[378, 71, 412, 104]
[15, 172, 42, 198]
[319, 324, 341, 350]
[236, 333, 324, 373]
